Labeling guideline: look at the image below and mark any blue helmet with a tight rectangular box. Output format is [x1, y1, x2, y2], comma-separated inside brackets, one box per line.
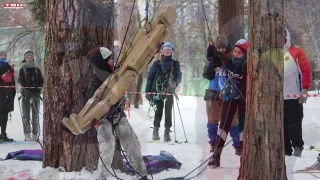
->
[162, 41, 174, 51]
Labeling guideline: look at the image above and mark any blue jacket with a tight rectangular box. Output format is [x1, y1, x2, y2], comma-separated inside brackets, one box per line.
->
[208, 67, 227, 91]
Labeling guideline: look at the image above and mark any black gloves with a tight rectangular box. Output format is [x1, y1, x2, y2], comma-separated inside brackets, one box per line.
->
[145, 93, 153, 101]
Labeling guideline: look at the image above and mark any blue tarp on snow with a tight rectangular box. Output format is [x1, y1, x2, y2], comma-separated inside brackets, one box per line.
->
[5, 149, 43, 161]
[123, 150, 182, 175]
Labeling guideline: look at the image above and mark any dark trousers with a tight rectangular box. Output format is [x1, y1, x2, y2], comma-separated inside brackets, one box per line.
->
[284, 99, 304, 153]
[238, 114, 245, 133]
[0, 110, 9, 134]
[216, 100, 238, 149]
[154, 95, 174, 128]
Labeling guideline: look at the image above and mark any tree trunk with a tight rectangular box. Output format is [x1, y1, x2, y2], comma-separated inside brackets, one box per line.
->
[218, 0, 245, 44]
[238, 0, 287, 179]
[43, 0, 114, 171]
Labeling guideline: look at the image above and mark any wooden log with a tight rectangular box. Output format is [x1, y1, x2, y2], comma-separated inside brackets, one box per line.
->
[62, 5, 177, 135]
[116, 4, 177, 65]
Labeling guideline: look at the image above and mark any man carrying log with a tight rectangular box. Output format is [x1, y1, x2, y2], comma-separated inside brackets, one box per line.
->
[88, 47, 147, 180]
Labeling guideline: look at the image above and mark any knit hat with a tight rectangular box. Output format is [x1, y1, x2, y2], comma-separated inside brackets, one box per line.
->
[215, 35, 228, 49]
[100, 47, 112, 59]
[162, 41, 174, 51]
[0, 51, 7, 57]
[24, 50, 34, 59]
[234, 39, 248, 54]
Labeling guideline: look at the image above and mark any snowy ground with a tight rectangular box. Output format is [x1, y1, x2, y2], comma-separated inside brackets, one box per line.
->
[0, 93, 319, 180]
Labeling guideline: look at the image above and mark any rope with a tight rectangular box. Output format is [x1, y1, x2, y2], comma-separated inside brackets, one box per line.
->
[200, 0, 211, 35]
[2, 85, 319, 98]
[115, 0, 137, 66]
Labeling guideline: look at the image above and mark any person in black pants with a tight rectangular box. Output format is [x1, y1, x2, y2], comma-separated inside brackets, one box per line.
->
[283, 29, 311, 157]
[0, 51, 16, 142]
[145, 42, 182, 142]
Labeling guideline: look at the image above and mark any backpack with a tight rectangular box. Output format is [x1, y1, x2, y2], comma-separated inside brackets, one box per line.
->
[22, 67, 42, 87]
[203, 60, 215, 80]
[1, 69, 14, 85]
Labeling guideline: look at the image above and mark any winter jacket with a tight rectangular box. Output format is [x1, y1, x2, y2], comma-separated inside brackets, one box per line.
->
[19, 61, 44, 95]
[206, 44, 233, 91]
[86, 47, 113, 85]
[283, 30, 311, 99]
[225, 56, 247, 100]
[0, 62, 16, 112]
[86, 56, 126, 125]
[145, 55, 182, 94]
[220, 55, 247, 117]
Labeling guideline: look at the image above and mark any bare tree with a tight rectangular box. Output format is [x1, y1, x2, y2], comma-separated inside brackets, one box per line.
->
[43, 0, 114, 171]
[238, 0, 287, 179]
[218, 0, 245, 45]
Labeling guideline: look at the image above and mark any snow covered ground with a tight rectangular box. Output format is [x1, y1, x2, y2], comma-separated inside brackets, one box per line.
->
[0, 93, 319, 180]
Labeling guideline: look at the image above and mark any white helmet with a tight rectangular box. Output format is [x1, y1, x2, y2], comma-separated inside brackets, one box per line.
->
[100, 47, 112, 59]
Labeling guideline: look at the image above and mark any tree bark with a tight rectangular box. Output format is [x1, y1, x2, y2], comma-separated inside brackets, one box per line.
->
[218, 0, 245, 44]
[238, 0, 287, 179]
[43, 0, 114, 171]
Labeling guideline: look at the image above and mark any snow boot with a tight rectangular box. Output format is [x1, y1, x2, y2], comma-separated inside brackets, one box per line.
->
[152, 127, 160, 141]
[24, 133, 33, 141]
[210, 144, 215, 153]
[207, 122, 218, 150]
[293, 146, 304, 157]
[235, 147, 242, 156]
[164, 128, 171, 142]
[230, 125, 241, 156]
[33, 134, 40, 141]
[0, 133, 14, 142]
[139, 176, 149, 180]
[208, 147, 223, 168]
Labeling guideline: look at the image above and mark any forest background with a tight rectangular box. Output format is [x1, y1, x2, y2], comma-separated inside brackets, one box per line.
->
[1, 0, 320, 99]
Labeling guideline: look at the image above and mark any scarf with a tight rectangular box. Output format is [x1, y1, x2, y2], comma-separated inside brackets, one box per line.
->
[231, 55, 246, 70]
[0, 58, 7, 65]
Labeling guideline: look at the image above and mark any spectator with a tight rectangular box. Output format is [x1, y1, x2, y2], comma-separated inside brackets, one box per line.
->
[283, 28, 311, 157]
[19, 50, 44, 141]
[0, 50, 16, 142]
[204, 35, 241, 155]
[145, 42, 182, 142]
[208, 39, 248, 168]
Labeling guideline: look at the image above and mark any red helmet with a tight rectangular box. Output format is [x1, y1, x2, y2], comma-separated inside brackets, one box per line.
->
[235, 39, 248, 54]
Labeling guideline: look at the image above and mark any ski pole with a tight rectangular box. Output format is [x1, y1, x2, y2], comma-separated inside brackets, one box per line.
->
[174, 95, 188, 143]
[172, 98, 178, 143]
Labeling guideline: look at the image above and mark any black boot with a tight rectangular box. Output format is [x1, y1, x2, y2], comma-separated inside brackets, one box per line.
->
[210, 144, 215, 152]
[0, 133, 14, 142]
[235, 147, 241, 156]
[208, 148, 223, 168]
[139, 176, 149, 180]
[164, 128, 171, 142]
[152, 127, 160, 140]
[293, 146, 304, 157]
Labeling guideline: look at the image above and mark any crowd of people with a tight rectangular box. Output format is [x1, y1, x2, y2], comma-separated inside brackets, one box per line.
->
[143, 28, 311, 170]
[0, 50, 43, 143]
[0, 27, 311, 178]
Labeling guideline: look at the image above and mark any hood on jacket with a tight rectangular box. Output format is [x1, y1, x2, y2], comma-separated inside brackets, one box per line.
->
[284, 28, 291, 50]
